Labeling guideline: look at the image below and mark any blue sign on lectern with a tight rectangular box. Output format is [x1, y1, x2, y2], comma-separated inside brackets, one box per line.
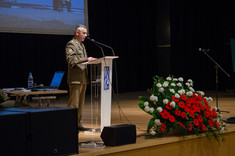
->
[104, 66, 110, 90]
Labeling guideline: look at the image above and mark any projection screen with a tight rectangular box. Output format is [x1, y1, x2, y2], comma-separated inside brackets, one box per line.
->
[0, 0, 88, 35]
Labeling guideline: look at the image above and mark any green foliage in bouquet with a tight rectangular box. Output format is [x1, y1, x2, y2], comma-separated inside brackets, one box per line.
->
[138, 75, 226, 143]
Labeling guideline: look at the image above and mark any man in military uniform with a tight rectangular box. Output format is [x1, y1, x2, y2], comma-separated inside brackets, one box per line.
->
[65, 24, 96, 131]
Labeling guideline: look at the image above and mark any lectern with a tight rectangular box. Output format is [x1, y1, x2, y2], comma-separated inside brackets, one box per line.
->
[86, 56, 118, 131]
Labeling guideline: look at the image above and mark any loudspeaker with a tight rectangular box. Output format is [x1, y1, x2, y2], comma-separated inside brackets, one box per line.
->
[100, 124, 136, 146]
[0, 110, 28, 156]
[5, 107, 78, 156]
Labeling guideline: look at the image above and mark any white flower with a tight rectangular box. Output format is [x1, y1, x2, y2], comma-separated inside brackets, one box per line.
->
[150, 95, 158, 102]
[166, 77, 171, 81]
[175, 93, 180, 98]
[189, 87, 195, 92]
[170, 89, 175, 93]
[156, 83, 162, 88]
[208, 97, 213, 102]
[163, 99, 168, 104]
[215, 106, 218, 111]
[221, 127, 225, 131]
[197, 91, 205, 96]
[178, 89, 185, 95]
[157, 107, 163, 113]
[144, 106, 150, 112]
[186, 91, 193, 96]
[178, 77, 184, 82]
[185, 82, 190, 87]
[205, 97, 213, 102]
[159, 87, 164, 93]
[177, 82, 182, 87]
[163, 81, 169, 87]
[144, 101, 149, 106]
[154, 119, 161, 126]
[149, 107, 154, 113]
[187, 79, 193, 83]
[150, 130, 156, 135]
[170, 101, 176, 108]
[173, 78, 178, 81]
[171, 83, 176, 87]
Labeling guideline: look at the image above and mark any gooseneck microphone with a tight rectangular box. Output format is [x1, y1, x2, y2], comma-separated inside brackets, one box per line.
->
[86, 36, 105, 57]
[86, 37, 116, 56]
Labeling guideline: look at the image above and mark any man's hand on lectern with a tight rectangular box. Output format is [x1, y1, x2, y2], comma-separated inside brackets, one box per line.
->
[88, 57, 97, 61]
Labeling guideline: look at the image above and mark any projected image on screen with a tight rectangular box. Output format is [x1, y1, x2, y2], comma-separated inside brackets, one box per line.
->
[0, 0, 87, 35]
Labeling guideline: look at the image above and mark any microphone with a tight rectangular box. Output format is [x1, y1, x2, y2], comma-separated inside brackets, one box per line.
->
[86, 36, 105, 57]
[86, 36, 95, 42]
[86, 36, 116, 56]
[199, 48, 209, 52]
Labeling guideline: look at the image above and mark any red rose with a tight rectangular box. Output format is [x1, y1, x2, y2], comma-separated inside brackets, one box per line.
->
[201, 124, 206, 131]
[189, 111, 195, 118]
[161, 123, 166, 132]
[193, 119, 199, 126]
[210, 117, 215, 123]
[211, 109, 217, 117]
[161, 110, 170, 119]
[169, 115, 176, 123]
[203, 98, 208, 105]
[205, 105, 210, 111]
[172, 96, 179, 102]
[187, 98, 193, 103]
[197, 115, 203, 123]
[187, 123, 193, 131]
[181, 94, 187, 101]
[198, 102, 203, 110]
[186, 101, 191, 108]
[184, 106, 190, 112]
[204, 111, 210, 118]
[165, 103, 173, 110]
[190, 107, 196, 114]
[178, 122, 185, 128]
[175, 109, 181, 116]
[208, 120, 213, 127]
[178, 101, 185, 109]
[214, 121, 220, 128]
[198, 94, 203, 101]
[181, 112, 187, 119]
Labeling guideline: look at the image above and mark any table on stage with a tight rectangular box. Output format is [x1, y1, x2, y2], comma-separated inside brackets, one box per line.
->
[5, 89, 68, 106]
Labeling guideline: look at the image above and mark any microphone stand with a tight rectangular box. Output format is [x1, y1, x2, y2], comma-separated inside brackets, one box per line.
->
[200, 48, 230, 113]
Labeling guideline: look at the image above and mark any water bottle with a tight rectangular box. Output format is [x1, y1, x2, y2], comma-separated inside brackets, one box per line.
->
[28, 73, 34, 88]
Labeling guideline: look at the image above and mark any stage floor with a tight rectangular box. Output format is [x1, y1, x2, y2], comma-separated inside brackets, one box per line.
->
[27, 90, 235, 155]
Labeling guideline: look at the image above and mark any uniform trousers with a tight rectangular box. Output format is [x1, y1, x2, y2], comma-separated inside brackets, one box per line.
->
[68, 84, 87, 128]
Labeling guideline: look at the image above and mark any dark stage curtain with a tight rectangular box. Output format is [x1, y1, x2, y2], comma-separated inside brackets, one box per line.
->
[169, 0, 235, 90]
[87, 0, 158, 92]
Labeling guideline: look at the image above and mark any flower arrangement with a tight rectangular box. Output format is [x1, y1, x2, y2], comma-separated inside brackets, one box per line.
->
[138, 75, 226, 143]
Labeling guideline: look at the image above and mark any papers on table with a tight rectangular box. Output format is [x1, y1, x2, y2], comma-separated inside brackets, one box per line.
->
[2, 88, 31, 92]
